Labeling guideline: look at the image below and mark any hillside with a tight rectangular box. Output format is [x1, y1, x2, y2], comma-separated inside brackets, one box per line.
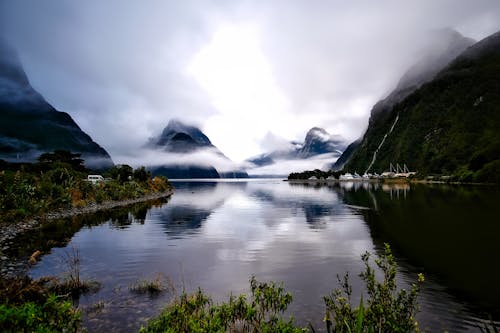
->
[344, 30, 500, 182]
[334, 29, 474, 172]
[0, 38, 113, 169]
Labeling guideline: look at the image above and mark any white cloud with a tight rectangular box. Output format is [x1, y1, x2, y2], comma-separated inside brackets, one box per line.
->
[2, 0, 500, 163]
[113, 147, 244, 172]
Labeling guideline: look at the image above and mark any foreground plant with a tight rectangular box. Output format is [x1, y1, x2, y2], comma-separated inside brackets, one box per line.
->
[139, 276, 307, 333]
[0, 276, 81, 333]
[323, 243, 424, 333]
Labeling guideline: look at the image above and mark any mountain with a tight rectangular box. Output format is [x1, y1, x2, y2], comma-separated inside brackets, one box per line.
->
[0, 38, 113, 169]
[331, 139, 361, 171]
[298, 127, 346, 158]
[335, 29, 475, 172]
[343, 30, 500, 182]
[150, 119, 213, 152]
[249, 127, 346, 166]
[147, 119, 248, 179]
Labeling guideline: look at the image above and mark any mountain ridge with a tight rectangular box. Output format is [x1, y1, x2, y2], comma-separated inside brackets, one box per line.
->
[0, 38, 114, 169]
[334, 29, 475, 172]
[343, 29, 500, 182]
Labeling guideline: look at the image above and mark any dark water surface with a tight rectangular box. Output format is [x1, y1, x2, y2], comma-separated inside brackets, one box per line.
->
[25, 179, 500, 332]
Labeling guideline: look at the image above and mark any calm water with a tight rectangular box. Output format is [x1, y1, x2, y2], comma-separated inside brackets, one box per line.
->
[24, 179, 500, 332]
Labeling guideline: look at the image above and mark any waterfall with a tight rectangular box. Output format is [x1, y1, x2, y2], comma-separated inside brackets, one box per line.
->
[364, 113, 399, 174]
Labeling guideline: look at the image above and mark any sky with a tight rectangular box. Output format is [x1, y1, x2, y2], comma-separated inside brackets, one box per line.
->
[1, 0, 500, 163]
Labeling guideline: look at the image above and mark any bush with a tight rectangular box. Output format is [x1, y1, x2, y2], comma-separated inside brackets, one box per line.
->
[0, 294, 81, 332]
[323, 244, 424, 333]
[140, 276, 306, 333]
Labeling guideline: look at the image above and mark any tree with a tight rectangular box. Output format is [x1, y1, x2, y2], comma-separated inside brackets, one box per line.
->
[38, 150, 85, 171]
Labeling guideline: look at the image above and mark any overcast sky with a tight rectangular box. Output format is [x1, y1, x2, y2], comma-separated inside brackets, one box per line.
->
[1, 0, 500, 162]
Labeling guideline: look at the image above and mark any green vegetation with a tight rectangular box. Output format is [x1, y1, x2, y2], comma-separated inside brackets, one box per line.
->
[0, 276, 82, 333]
[324, 244, 423, 333]
[344, 33, 500, 183]
[140, 245, 423, 333]
[0, 150, 171, 222]
[0, 294, 81, 333]
[0, 245, 100, 331]
[139, 276, 306, 333]
[129, 273, 173, 295]
[0, 245, 425, 332]
[288, 169, 341, 180]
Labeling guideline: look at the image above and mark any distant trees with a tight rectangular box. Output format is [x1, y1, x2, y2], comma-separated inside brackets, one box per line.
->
[0, 151, 170, 222]
[288, 169, 341, 180]
[105, 165, 152, 183]
[38, 150, 85, 171]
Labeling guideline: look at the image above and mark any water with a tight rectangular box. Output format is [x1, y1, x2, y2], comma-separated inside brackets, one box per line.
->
[23, 179, 500, 332]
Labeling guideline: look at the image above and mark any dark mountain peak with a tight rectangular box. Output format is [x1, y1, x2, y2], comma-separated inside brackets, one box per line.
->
[394, 29, 474, 94]
[0, 37, 30, 87]
[305, 127, 328, 139]
[155, 119, 212, 148]
[0, 38, 54, 112]
[299, 127, 346, 158]
[449, 29, 500, 63]
[248, 127, 347, 167]
[147, 119, 248, 178]
[0, 39, 113, 169]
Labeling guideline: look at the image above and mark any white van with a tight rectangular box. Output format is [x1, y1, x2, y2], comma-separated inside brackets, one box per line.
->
[87, 175, 104, 184]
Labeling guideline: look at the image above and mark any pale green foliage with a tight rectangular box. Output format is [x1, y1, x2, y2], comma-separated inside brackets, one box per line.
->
[139, 276, 307, 333]
[323, 244, 423, 333]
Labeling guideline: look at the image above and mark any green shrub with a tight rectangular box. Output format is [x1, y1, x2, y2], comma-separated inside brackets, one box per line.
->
[0, 294, 81, 333]
[140, 276, 306, 333]
[323, 244, 424, 333]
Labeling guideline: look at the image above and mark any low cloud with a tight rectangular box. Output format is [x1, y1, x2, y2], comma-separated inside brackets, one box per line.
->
[245, 153, 339, 176]
[113, 147, 245, 173]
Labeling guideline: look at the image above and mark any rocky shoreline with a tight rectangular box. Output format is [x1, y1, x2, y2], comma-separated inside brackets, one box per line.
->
[0, 189, 174, 277]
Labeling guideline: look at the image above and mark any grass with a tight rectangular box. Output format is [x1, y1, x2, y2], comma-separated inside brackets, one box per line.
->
[47, 246, 100, 297]
[129, 273, 173, 295]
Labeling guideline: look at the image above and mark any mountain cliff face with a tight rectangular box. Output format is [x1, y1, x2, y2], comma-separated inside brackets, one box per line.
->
[344, 30, 500, 182]
[330, 139, 361, 171]
[248, 127, 346, 168]
[148, 119, 248, 179]
[0, 38, 113, 169]
[335, 29, 475, 172]
[298, 127, 345, 158]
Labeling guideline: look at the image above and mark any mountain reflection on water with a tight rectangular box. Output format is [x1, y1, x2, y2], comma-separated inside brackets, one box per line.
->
[25, 179, 499, 332]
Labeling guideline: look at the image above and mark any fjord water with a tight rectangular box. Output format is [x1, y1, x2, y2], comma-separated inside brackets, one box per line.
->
[27, 179, 500, 332]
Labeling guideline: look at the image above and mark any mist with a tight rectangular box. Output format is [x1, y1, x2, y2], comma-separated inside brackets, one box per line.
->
[1, 1, 500, 162]
[113, 147, 245, 173]
[245, 153, 340, 176]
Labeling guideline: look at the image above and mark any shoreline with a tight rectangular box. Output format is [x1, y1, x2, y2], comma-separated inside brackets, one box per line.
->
[286, 178, 495, 186]
[0, 189, 174, 277]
